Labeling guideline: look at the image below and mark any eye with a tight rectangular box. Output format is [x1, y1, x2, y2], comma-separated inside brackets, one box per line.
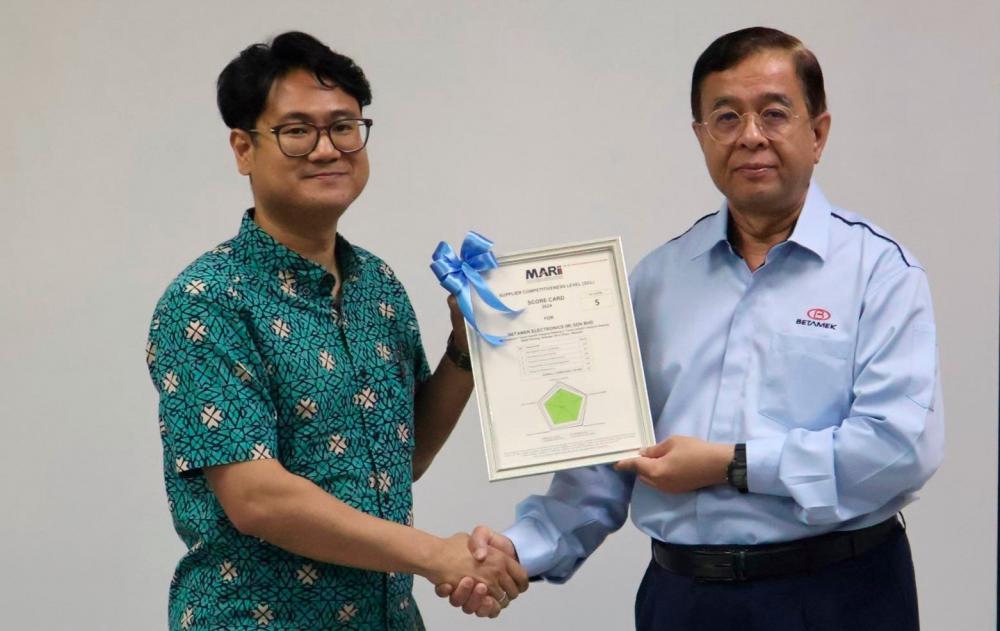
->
[710, 110, 741, 129]
[761, 108, 791, 122]
[280, 124, 312, 137]
[332, 120, 359, 134]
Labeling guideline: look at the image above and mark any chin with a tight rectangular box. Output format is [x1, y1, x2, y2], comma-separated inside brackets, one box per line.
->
[305, 191, 358, 210]
[308, 202, 352, 220]
[730, 189, 784, 214]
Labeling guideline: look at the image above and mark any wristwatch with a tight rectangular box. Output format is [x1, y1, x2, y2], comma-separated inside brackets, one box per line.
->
[445, 332, 472, 371]
[726, 443, 749, 494]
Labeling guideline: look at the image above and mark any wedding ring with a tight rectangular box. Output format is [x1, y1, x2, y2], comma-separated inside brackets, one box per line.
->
[497, 592, 510, 607]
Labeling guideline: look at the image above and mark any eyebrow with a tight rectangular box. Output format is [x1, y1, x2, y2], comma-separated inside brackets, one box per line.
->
[273, 109, 360, 123]
[710, 92, 794, 110]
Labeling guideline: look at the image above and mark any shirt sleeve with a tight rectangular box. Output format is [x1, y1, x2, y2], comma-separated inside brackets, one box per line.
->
[747, 266, 945, 524]
[502, 264, 646, 581]
[504, 464, 634, 582]
[147, 290, 278, 475]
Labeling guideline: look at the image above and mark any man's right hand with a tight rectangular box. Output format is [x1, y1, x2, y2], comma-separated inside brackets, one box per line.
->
[424, 531, 527, 618]
[434, 526, 522, 617]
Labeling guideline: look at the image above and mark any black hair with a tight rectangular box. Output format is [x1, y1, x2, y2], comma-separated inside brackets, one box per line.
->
[217, 31, 372, 130]
[691, 27, 826, 121]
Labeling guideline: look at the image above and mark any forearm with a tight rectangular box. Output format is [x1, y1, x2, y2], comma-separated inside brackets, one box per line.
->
[748, 396, 944, 523]
[412, 353, 473, 479]
[749, 267, 943, 523]
[507, 464, 634, 580]
[209, 461, 441, 577]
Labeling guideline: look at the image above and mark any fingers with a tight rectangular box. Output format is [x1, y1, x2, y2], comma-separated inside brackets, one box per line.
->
[500, 553, 529, 594]
[462, 582, 489, 614]
[641, 437, 674, 458]
[447, 295, 468, 333]
[497, 572, 519, 603]
[489, 532, 518, 560]
[469, 525, 494, 561]
[507, 556, 530, 593]
[491, 556, 528, 607]
[444, 530, 527, 618]
[613, 457, 635, 472]
[475, 596, 501, 618]
[615, 457, 670, 491]
[448, 577, 476, 608]
[614, 456, 653, 475]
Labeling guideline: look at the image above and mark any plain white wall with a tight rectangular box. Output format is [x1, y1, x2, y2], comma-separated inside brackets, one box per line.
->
[2, 1, 997, 629]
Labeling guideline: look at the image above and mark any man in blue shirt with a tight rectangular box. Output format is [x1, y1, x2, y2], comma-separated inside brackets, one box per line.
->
[440, 27, 943, 630]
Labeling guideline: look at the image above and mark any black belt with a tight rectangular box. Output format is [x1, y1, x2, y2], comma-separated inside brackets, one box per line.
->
[651, 516, 902, 582]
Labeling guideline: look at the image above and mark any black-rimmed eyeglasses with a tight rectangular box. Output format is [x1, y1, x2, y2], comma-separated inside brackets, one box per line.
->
[249, 118, 373, 157]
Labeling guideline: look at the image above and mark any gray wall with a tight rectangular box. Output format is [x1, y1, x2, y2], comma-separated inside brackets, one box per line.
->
[3, 1, 997, 629]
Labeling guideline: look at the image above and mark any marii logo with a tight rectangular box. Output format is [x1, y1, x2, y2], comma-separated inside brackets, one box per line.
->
[525, 265, 563, 281]
[796, 307, 837, 330]
[807, 308, 831, 321]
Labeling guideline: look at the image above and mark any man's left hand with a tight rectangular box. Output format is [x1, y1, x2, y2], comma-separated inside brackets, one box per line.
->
[614, 436, 734, 493]
[447, 295, 469, 352]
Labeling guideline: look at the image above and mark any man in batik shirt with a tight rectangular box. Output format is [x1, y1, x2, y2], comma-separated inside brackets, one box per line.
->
[146, 31, 527, 630]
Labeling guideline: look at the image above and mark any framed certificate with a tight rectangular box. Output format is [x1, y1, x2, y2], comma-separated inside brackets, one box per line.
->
[466, 238, 655, 481]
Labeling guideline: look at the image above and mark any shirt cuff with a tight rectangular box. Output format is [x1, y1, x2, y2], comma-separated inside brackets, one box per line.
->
[503, 518, 555, 578]
[746, 436, 787, 497]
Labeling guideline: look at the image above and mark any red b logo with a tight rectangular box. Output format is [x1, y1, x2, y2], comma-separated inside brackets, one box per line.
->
[807, 308, 831, 321]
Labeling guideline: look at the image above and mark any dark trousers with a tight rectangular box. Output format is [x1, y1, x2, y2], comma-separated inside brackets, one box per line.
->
[635, 527, 919, 631]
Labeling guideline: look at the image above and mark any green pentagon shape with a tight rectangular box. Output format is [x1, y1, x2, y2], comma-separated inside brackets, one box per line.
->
[544, 388, 584, 424]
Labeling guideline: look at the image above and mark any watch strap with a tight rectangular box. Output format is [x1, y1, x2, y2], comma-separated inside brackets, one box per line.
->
[726, 443, 749, 494]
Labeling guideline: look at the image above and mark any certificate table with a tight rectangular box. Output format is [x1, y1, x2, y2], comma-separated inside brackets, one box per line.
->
[467, 238, 654, 480]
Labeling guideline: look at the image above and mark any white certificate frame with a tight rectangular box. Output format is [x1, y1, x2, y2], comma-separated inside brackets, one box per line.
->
[466, 237, 655, 481]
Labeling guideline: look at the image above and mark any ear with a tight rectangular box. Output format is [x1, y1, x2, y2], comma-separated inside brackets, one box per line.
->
[691, 120, 708, 148]
[230, 129, 255, 176]
[810, 112, 831, 164]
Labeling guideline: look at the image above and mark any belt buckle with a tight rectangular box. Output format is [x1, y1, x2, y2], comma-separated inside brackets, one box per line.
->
[733, 550, 747, 581]
[730, 549, 748, 581]
[698, 549, 748, 582]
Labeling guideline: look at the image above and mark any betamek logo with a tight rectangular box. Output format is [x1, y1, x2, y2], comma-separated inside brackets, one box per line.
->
[796, 307, 837, 330]
[525, 265, 563, 281]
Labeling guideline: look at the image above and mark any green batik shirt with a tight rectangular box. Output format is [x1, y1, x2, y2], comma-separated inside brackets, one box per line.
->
[146, 211, 431, 630]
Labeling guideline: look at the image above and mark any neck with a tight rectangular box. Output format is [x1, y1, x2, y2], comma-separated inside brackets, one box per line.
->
[727, 199, 804, 271]
[252, 205, 340, 275]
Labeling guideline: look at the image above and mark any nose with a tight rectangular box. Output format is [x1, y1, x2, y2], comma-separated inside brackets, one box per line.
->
[309, 129, 343, 160]
[737, 112, 768, 148]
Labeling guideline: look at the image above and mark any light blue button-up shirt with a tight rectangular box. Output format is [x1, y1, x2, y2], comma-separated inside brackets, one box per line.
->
[505, 183, 944, 581]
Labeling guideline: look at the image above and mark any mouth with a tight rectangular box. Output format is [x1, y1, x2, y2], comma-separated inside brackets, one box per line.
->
[306, 171, 349, 180]
[733, 164, 776, 178]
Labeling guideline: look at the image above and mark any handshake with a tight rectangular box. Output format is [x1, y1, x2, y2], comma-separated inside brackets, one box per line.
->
[423, 526, 527, 619]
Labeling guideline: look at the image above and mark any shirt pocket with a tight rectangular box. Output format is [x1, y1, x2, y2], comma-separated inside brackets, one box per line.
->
[758, 333, 854, 431]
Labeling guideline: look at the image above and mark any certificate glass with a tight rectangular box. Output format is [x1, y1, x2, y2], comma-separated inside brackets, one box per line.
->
[467, 238, 655, 480]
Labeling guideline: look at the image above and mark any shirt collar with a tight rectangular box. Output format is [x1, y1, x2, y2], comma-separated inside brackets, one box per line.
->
[686, 206, 729, 260]
[688, 180, 830, 261]
[785, 182, 830, 261]
[232, 209, 362, 290]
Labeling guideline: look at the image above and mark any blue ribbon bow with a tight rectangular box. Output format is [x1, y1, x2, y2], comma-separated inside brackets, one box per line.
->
[430, 231, 521, 346]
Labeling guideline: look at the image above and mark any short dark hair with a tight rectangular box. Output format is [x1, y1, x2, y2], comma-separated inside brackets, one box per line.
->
[691, 27, 826, 121]
[217, 31, 372, 131]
